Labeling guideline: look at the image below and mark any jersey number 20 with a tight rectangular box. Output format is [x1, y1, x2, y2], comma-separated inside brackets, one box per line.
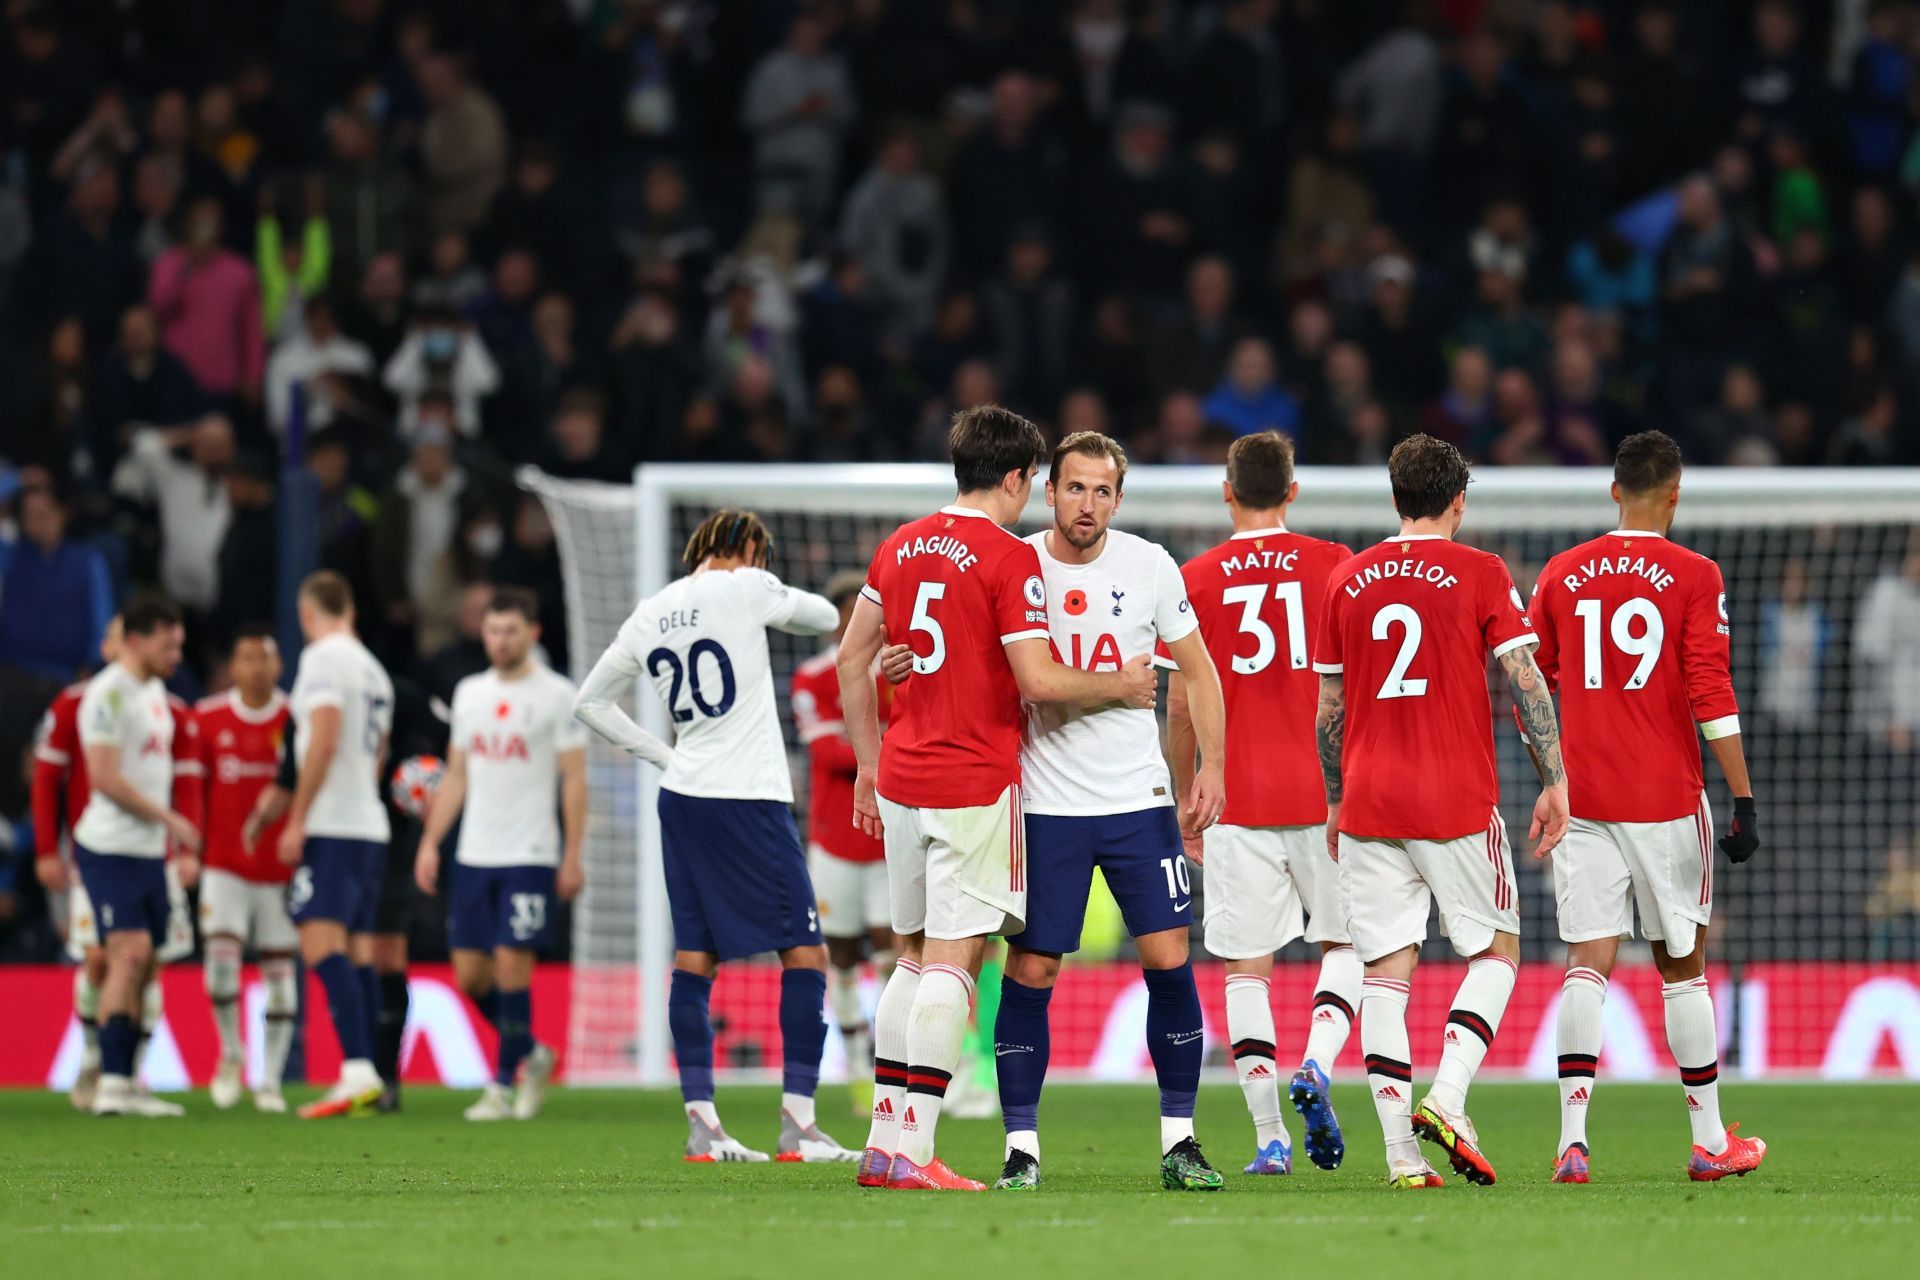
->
[647, 640, 737, 722]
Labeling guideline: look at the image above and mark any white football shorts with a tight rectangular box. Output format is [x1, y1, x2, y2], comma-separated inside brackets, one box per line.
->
[809, 845, 892, 939]
[877, 784, 1025, 941]
[1553, 793, 1713, 959]
[1338, 810, 1520, 962]
[1201, 822, 1349, 959]
[198, 866, 300, 953]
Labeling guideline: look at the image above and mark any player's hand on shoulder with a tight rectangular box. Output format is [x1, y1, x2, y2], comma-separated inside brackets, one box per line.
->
[1117, 653, 1157, 709]
[34, 854, 67, 893]
[877, 643, 915, 685]
[1719, 796, 1759, 864]
[852, 766, 883, 839]
[1529, 784, 1569, 859]
[415, 841, 440, 895]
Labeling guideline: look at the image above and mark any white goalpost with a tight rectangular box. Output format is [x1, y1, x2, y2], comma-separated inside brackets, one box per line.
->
[525, 463, 1920, 1086]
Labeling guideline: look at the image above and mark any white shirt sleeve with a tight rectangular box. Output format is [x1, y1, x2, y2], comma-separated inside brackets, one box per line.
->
[572, 616, 674, 769]
[77, 677, 124, 749]
[1153, 546, 1200, 645]
[743, 569, 840, 636]
[296, 645, 346, 710]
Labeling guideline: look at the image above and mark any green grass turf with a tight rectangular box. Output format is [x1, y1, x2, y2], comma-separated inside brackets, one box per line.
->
[2, 1083, 1914, 1280]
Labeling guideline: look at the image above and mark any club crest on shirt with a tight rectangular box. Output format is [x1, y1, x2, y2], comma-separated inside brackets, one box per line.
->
[1110, 588, 1125, 617]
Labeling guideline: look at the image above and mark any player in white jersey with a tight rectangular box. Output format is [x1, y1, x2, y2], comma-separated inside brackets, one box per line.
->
[418, 588, 586, 1121]
[575, 510, 857, 1164]
[279, 571, 395, 1119]
[881, 434, 1231, 1190]
[67, 594, 202, 1116]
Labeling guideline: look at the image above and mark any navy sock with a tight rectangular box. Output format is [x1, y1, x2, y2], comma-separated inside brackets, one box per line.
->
[668, 969, 715, 1104]
[471, 988, 500, 1029]
[101, 1013, 137, 1077]
[994, 977, 1053, 1133]
[356, 966, 380, 1056]
[375, 972, 410, 1084]
[494, 988, 533, 1087]
[1143, 963, 1202, 1119]
[779, 968, 829, 1097]
[314, 954, 372, 1061]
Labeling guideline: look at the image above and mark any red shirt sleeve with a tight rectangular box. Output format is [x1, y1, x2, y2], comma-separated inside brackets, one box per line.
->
[1682, 558, 1740, 734]
[32, 700, 74, 856]
[1312, 574, 1347, 674]
[170, 704, 204, 830]
[1479, 555, 1537, 658]
[995, 542, 1050, 645]
[1529, 568, 1562, 694]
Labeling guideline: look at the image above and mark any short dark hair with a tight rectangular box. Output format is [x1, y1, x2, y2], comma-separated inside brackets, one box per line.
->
[949, 405, 1045, 495]
[1049, 431, 1128, 490]
[1388, 434, 1471, 520]
[824, 569, 866, 608]
[1226, 431, 1295, 508]
[486, 586, 540, 623]
[122, 591, 182, 636]
[299, 570, 354, 618]
[683, 508, 773, 569]
[231, 623, 276, 650]
[1613, 430, 1683, 496]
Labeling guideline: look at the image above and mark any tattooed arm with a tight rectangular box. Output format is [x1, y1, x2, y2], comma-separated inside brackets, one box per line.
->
[1315, 673, 1345, 860]
[1498, 641, 1570, 858]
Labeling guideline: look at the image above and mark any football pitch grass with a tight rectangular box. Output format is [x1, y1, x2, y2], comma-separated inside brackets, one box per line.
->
[4, 1083, 1914, 1280]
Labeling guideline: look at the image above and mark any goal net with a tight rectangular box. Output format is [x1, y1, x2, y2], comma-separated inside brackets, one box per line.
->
[526, 463, 1920, 1085]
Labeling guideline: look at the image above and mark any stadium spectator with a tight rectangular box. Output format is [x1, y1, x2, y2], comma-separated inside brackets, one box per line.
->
[949, 71, 1070, 282]
[114, 414, 235, 620]
[1854, 543, 1920, 751]
[210, 450, 275, 650]
[418, 53, 508, 237]
[538, 388, 626, 483]
[0, 486, 113, 682]
[372, 412, 473, 661]
[147, 196, 264, 408]
[1148, 256, 1250, 400]
[1422, 345, 1495, 448]
[1081, 100, 1192, 300]
[255, 180, 332, 342]
[1758, 558, 1829, 732]
[984, 226, 1075, 415]
[741, 10, 856, 228]
[322, 108, 419, 299]
[265, 297, 375, 438]
[840, 127, 948, 339]
[1203, 337, 1299, 441]
[341, 252, 411, 368]
[9, 156, 141, 349]
[383, 308, 499, 442]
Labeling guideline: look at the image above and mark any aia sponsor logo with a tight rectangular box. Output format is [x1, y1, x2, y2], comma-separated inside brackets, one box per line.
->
[900, 1106, 918, 1133]
[469, 733, 530, 761]
[1065, 632, 1123, 670]
[1567, 1087, 1590, 1106]
[1374, 1085, 1403, 1102]
[139, 733, 167, 757]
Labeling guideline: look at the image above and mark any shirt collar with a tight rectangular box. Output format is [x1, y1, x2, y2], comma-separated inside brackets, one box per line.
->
[1231, 526, 1288, 540]
[1383, 533, 1448, 542]
[1608, 529, 1666, 539]
[228, 688, 286, 724]
[939, 505, 994, 520]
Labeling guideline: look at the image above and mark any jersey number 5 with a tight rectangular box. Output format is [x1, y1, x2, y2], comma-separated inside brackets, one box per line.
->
[647, 640, 737, 722]
[1573, 597, 1664, 690]
[909, 582, 947, 675]
[1221, 581, 1308, 674]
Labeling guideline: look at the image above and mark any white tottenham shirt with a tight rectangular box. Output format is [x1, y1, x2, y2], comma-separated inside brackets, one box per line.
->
[450, 664, 586, 868]
[575, 567, 839, 802]
[1021, 527, 1198, 815]
[290, 631, 395, 842]
[74, 663, 174, 856]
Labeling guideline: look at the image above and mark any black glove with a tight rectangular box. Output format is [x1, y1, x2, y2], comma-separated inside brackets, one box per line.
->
[1718, 796, 1759, 864]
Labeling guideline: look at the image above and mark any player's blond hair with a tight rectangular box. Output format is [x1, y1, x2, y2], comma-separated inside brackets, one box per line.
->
[299, 570, 354, 618]
[683, 508, 773, 570]
[1049, 431, 1129, 491]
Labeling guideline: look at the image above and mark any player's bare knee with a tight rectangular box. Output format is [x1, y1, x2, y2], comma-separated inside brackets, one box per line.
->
[493, 947, 536, 990]
[371, 933, 408, 974]
[1651, 940, 1705, 984]
[1224, 954, 1275, 979]
[1477, 931, 1521, 963]
[1365, 943, 1419, 981]
[824, 936, 864, 970]
[672, 950, 718, 981]
[778, 943, 831, 973]
[1566, 938, 1618, 978]
[1135, 928, 1190, 971]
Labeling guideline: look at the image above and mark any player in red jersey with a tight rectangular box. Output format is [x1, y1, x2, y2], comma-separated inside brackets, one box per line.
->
[838, 405, 1156, 1190]
[1164, 432, 1360, 1177]
[791, 570, 898, 1118]
[32, 614, 201, 1113]
[1312, 435, 1568, 1189]
[1529, 432, 1765, 1184]
[192, 624, 299, 1113]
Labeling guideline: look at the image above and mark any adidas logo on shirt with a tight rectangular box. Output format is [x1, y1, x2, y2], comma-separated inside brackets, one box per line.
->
[1567, 1087, 1590, 1105]
[1374, 1085, 1403, 1102]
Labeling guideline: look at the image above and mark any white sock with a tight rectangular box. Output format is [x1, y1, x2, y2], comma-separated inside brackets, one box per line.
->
[830, 966, 872, 1078]
[686, 1100, 722, 1130]
[1005, 1129, 1040, 1161]
[1361, 976, 1417, 1169]
[865, 958, 921, 1153]
[341, 1057, 379, 1090]
[1557, 967, 1606, 1155]
[782, 1091, 816, 1129]
[262, 958, 297, 1090]
[205, 937, 244, 1063]
[74, 968, 102, 1069]
[134, 977, 164, 1081]
[1429, 954, 1518, 1115]
[1302, 945, 1363, 1074]
[1663, 977, 1726, 1153]
[1159, 1116, 1194, 1155]
[1224, 973, 1287, 1148]
[896, 962, 973, 1167]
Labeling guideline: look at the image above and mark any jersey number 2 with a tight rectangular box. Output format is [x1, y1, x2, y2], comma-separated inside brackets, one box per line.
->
[647, 640, 736, 722]
[1371, 603, 1428, 699]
